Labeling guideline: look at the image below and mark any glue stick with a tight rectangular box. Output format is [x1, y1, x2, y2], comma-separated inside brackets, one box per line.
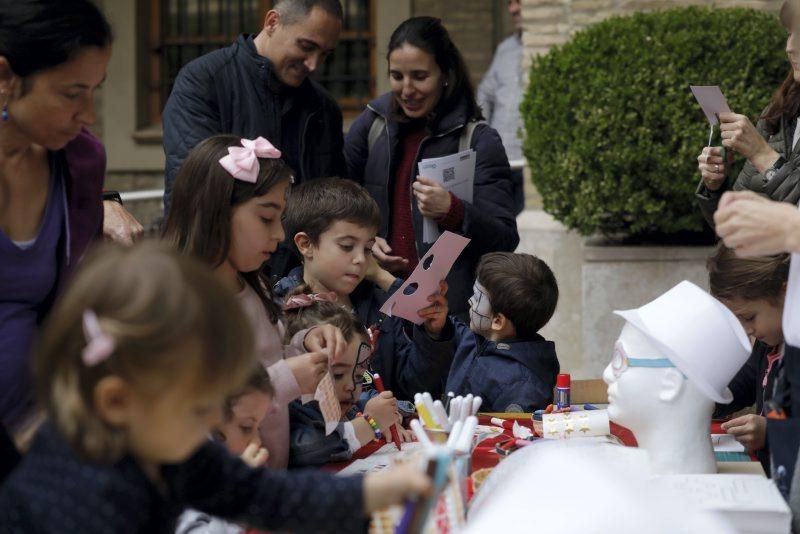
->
[555, 373, 571, 410]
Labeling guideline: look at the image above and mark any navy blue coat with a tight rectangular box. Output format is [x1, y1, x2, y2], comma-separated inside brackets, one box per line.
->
[344, 93, 520, 318]
[444, 318, 559, 413]
[288, 400, 352, 468]
[0, 423, 365, 533]
[275, 266, 454, 401]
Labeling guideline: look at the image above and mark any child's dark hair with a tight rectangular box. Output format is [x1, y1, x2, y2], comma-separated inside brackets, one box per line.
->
[223, 365, 274, 420]
[476, 252, 559, 339]
[162, 135, 293, 323]
[283, 284, 369, 343]
[0, 0, 113, 79]
[34, 242, 257, 462]
[283, 177, 381, 257]
[707, 243, 790, 305]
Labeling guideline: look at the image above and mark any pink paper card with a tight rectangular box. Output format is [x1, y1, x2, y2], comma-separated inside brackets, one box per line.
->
[314, 372, 341, 435]
[690, 85, 731, 124]
[379, 231, 471, 325]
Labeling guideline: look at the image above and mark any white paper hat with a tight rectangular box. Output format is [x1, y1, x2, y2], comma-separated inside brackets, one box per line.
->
[613, 281, 750, 404]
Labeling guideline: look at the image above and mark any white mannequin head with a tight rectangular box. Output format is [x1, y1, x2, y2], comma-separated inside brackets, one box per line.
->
[604, 322, 716, 474]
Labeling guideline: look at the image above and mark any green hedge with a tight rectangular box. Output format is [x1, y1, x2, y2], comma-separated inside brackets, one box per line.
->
[521, 7, 788, 238]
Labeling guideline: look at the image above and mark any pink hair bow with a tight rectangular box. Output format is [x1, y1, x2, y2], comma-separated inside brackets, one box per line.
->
[218, 137, 282, 183]
[81, 310, 115, 366]
[282, 292, 339, 311]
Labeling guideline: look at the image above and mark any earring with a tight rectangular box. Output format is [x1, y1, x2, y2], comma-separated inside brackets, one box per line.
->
[444, 81, 449, 87]
[1, 93, 8, 122]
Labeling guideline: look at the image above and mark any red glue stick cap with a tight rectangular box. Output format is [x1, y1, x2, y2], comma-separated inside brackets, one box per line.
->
[557, 373, 571, 388]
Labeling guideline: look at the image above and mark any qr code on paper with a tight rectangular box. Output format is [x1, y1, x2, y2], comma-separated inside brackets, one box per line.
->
[443, 167, 455, 183]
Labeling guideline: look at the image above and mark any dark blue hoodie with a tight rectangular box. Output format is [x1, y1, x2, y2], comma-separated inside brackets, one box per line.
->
[445, 318, 559, 412]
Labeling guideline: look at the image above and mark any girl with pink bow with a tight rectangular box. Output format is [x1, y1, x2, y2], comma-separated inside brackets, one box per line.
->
[162, 135, 346, 469]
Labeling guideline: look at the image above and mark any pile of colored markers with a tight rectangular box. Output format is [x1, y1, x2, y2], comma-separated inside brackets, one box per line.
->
[413, 392, 482, 432]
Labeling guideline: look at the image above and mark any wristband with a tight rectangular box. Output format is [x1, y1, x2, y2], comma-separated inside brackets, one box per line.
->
[358, 411, 383, 441]
[102, 190, 123, 205]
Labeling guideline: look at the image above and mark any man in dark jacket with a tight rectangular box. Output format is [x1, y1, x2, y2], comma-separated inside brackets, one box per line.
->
[162, 0, 346, 276]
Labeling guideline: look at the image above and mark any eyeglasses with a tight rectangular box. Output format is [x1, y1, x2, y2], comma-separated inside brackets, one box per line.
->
[610, 340, 677, 378]
[353, 341, 372, 387]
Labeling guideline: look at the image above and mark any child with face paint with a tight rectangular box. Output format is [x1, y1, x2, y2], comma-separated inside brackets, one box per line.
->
[443, 252, 560, 412]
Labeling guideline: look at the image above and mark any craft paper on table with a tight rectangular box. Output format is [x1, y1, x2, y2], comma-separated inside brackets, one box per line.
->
[417, 149, 475, 243]
[380, 232, 471, 325]
[783, 253, 800, 347]
[337, 441, 424, 477]
[690, 85, 731, 125]
[541, 409, 610, 439]
[711, 434, 746, 453]
[314, 372, 341, 435]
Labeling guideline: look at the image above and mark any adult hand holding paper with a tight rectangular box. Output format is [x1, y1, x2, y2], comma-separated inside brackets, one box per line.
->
[417, 149, 476, 243]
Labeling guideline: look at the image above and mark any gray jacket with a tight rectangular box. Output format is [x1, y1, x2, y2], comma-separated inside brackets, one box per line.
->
[696, 109, 800, 226]
[477, 34, 524, 162]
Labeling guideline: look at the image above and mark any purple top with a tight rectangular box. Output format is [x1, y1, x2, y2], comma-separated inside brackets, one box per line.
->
[0, 156, 65, 430]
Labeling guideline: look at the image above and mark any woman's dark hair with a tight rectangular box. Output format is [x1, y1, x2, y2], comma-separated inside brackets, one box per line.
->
[762, 1, 800, 133]
[0, 0, 113, 78]
[162, 135, 294, 324]
[387, 16, 482, 124]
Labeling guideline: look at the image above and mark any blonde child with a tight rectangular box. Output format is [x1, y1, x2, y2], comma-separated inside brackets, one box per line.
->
[707, 244, 789, 469]
[0, 243, 430, 532]
[283, 289, 412, 467]
[176, 366, 274, 534]
[162, 135, 346, 469]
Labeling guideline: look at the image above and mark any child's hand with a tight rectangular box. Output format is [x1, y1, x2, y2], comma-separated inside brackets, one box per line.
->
[240, 442, 269, 468]
[304, 324, 346, 364]
[365, 251, 397, 292]
[365, 391, 401, 435]
[418, 281, 448, 339]
[398, 425, 415, 443]
[721, 414, 767, 451]
[363, 462, 432, 514]
[286, 351, 329, 394]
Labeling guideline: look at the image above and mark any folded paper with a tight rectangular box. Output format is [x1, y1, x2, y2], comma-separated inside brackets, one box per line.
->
[690, 85, 731, 125]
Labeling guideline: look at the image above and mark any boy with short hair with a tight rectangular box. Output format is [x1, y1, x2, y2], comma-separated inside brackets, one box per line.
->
[444, 252, 560, 412]
[276, 177, 454, 401]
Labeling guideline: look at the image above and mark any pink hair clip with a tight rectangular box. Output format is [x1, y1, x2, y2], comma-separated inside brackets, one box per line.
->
[81, 310, 115, 367]
[282, 292, 339, 311]
[218, 136, 282, 183]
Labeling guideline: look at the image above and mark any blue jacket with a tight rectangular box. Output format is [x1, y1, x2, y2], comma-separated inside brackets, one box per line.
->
[275, 266, 454, 401]
[344, 93, 520, 318]
[444, 318, 559, 413]
[288, 400, 352, 468]
[0, 423, 365, 534]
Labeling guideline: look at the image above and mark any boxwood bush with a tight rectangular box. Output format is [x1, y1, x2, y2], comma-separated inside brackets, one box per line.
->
[521, 7, 788, 239]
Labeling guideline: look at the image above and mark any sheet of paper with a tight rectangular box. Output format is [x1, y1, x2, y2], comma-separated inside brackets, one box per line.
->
[417, 149, 476, 243]
[541, 409, 610, 439]
[711, 433, 746, 453]
[784, 253, 800, 347]
[336, 441, 424, 476]
[657, 474, 789, 514]
[314, 372, 341, 435]
[690, 85, 731, 125]
[379, 231, 471, 325]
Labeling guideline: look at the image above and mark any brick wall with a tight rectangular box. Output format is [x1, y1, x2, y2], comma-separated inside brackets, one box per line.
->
[522, 0, 784, 67]
[412, 0, 501, 85]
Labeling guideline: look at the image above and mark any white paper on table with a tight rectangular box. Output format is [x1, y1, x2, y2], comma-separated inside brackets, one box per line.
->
[417, 149, 476, 243]
[784, 252, 800, 347]
[690, 85, 731, 125]
[379, 231, 471, 325]
[336, 441, 424, 476]
[541, 409, 610, 439]
[711, 434, 746, 453]
[314, 372, 341, 435]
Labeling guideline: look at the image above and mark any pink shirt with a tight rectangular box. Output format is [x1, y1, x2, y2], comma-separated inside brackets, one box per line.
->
[237, 284, 307, 469]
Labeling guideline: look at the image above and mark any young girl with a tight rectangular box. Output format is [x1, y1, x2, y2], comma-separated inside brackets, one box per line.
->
[707, 243, 790, 469]
[162, 135, 346, 469]
[0, 243, 430, 532]
[284, 288, 413, 467]
[176, 366, 273, 534]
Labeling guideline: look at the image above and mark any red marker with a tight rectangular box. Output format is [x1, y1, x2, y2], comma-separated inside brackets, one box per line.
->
[372, 373, 402, 451]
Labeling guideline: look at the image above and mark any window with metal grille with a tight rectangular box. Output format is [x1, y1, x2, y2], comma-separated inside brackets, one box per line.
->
[140, 0, 374, 126]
